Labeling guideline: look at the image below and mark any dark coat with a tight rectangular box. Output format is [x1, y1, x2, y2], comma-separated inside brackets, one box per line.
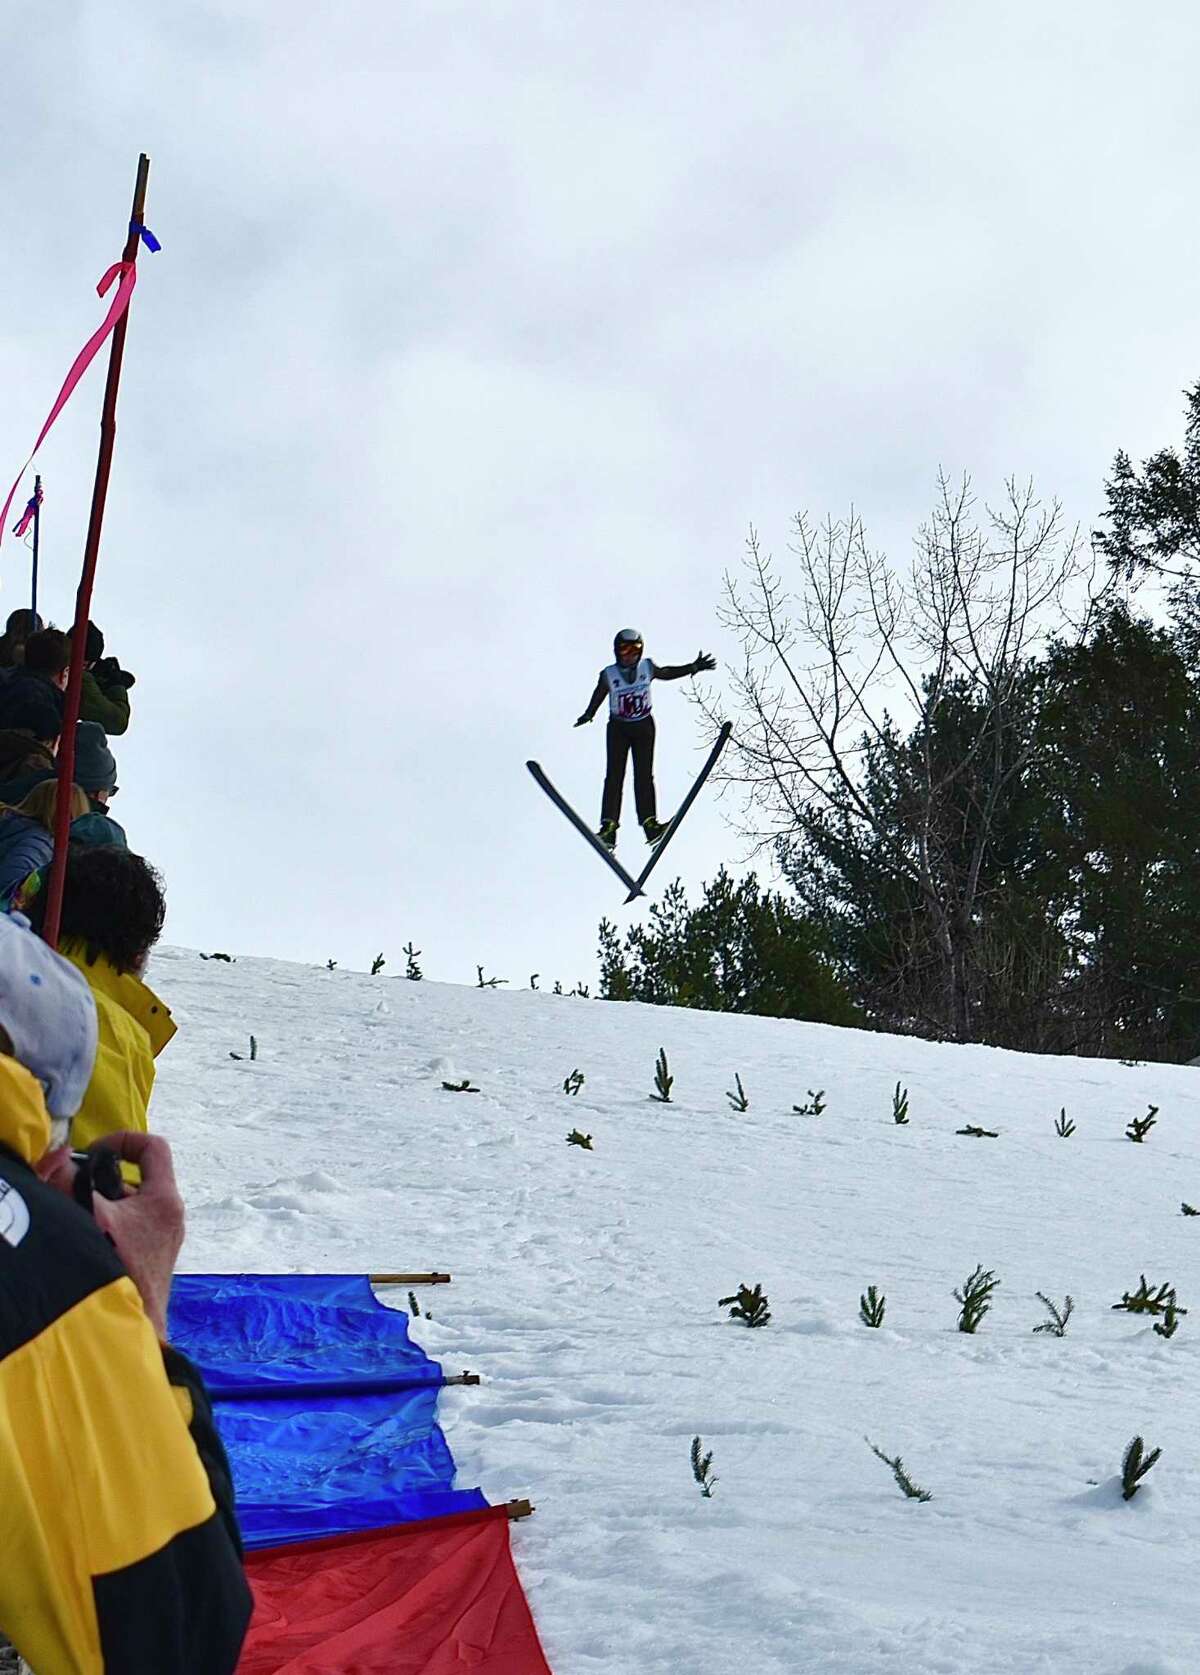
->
[0, 811, 52, 904]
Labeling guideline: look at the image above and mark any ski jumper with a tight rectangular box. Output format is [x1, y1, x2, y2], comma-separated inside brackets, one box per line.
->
[579, 658, 698, 826]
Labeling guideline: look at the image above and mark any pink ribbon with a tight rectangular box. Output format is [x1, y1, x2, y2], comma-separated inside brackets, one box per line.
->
[0, 260, 138, 554]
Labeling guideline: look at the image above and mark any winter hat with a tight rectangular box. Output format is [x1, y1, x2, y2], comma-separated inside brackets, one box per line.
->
[73, 723, 117, 795]
[0, 912, 97, 1118]
[70, 811, 127, 850]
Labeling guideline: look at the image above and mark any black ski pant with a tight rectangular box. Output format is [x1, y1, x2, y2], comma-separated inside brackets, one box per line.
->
[602, 717, 657, 826]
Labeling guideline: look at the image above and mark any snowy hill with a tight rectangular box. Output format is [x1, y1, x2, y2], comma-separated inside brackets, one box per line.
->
[151, 945, 1200, 1675]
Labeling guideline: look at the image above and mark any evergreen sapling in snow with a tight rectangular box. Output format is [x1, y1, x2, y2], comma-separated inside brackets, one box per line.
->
[1182, 1203, 1199, 1217]
[860, 1285, 886, 1328]
[566, 1129, 593, 1150]
[563, 1069, 585, 1097]
[404, 943, 423, 980]
[793, 1090, 826, 1116]
[1121, 1435, 1162, 1501]
[1055, 1108, 1075, 1138]
[865, 1438, 932, 1502]
[1111, 1275, 1183, 1317]
[691, 1436, 718, 1498]
[719, 1283, 771, 1327]
[326, 959, 337, 971]
[370, 953, 386, 975]
[1126, 1104, 1158, 1142]
[476, 965, 508, 989]
[726, 1072, 749, 1112]
[892, 1082, 909, 1125]
[650, 1048, 674, 1103]
[1032, 1293, 1074, 1336]
[955, 1265, 1000, 1332]
[442, 1078, 481, 1093]
[957, 1124, 999, 1138]
[1154, 1299, 1183, 1338]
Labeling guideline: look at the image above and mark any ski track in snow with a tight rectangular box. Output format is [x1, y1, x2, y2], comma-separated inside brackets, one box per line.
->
[151, 946, 1200, 1674]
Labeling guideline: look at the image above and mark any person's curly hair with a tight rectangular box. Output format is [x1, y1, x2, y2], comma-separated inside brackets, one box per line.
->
[30, 845, 166, 975]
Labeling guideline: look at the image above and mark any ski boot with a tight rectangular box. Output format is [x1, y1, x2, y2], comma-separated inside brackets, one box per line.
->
[597, 819, 618, 851]
[642, 816, 669, 846]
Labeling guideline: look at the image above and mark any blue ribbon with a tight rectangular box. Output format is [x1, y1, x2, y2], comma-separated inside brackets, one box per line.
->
[129, 220, 161, 253]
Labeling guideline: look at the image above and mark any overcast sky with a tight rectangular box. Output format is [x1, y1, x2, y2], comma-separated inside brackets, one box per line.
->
[1, 1, 1198, 988]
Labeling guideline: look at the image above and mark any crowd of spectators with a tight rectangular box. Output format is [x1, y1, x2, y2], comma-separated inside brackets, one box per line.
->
[0, 612, 252, 1672]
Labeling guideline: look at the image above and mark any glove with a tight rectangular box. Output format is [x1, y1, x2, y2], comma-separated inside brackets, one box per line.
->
[574, 714, 591, 727]
[692, 651, 717, 675]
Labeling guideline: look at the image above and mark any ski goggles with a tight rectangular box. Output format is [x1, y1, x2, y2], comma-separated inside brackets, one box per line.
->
[616, 640, 643, 657]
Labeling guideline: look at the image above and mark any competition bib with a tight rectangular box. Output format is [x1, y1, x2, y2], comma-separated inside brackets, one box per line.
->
[606, 658, 653, 720]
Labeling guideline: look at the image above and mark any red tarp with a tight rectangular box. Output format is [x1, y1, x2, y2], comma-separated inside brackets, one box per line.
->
[238, 1506, 552, 1674]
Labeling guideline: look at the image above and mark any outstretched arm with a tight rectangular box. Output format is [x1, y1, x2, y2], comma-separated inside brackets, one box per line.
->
[574, 671, 608, 725]
[652, 651, 717, 681]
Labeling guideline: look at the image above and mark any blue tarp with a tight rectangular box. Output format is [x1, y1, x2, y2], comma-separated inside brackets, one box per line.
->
[169, 1274, 488, 1548]
[169, 1273, 446, 1396]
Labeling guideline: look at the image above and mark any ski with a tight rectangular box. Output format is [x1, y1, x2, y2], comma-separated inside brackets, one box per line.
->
[624, 721, 732, 903]
[526, 761, 647, 899]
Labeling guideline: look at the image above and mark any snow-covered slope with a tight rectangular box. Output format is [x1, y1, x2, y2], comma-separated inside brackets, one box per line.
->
[150, 946, 1200, 1675]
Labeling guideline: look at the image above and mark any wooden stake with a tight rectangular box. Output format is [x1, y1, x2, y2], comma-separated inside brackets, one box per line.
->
[43, 153, 150, 949]
[370, 1272, 452, 1286]
[444, 1371, 481, 1386]
[506, 1499, 535, 1520]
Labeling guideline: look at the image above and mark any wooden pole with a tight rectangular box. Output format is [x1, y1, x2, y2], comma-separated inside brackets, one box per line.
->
[43, 155, 150, 950]
[30, 474, 41, 622]
[370, 1272, 452, 1286]
[505, 1499, 535, 1521]
[443, 1371, 481, 1387]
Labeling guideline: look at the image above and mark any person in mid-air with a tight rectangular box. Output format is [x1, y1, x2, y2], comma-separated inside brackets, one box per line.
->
[575, 628, 716, 849]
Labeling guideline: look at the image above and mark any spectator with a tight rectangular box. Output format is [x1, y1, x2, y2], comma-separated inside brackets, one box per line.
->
[0, 628, 68, 754]
[72, 719, 128, 839]
[69, 620, 134, 735]
[0, 912, 251, 1671]
[0, 781, 89, 908]
[0, 723, 55, 803]
[27, 845, 174, 1154]
[0, 608, 43, 670]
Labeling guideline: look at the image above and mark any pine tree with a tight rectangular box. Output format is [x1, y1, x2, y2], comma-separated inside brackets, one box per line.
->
[859, 1286, 886, 1328]
[1032, 1292, 1073, 1336]
[726, 1073, 749, 1112]
[1121, 1435, 1162, 1501]
[719, 1283, 771, 1327]
[865, 1438, 932, 1502]
[955, 1265, 999, 1332]
[649, 1048, 673, 1103]
[690, 1436, 718, 1497]
[598, 870, 861, 1025]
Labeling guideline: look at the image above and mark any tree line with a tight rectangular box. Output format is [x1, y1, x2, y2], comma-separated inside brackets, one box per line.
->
[601, 384, 1200, 1063]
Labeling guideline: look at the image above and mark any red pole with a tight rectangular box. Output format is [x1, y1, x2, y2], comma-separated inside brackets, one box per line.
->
[42, 154, 150, 950]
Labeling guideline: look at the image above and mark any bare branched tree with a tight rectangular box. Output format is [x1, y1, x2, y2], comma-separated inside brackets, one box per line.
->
[700, 473, 1109, 1040]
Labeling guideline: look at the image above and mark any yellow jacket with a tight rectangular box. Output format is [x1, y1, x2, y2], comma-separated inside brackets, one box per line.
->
[0, 1054, 251, 1672]
[60, 941, 176, 1152]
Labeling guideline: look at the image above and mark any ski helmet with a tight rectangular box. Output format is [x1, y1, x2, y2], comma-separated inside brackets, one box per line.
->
[613, 627, 643, 660]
